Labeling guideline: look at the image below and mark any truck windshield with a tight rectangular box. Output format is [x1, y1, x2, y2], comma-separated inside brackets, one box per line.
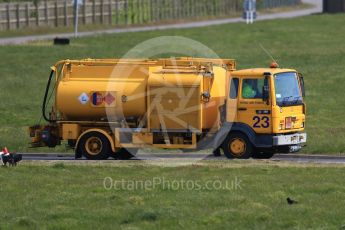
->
[274, 72, 303, 106]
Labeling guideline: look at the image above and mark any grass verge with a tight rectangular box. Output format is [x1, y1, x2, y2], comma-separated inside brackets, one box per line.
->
[0, 161, 345, 229]
[0, 4, 311, 38]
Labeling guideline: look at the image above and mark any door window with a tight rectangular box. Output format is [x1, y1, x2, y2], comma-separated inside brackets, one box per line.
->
[229, 78, 239, 99]
[242, 78, 264, 99]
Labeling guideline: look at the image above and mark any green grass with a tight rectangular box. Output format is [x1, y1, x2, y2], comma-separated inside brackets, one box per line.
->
[0, 13, 345, 153]
[1, 161, 345, 229]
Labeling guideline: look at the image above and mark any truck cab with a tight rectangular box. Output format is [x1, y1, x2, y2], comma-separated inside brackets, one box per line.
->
[221, 63, 307, 159]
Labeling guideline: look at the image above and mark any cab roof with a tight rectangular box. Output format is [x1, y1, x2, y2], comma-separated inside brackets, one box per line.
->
[231, 68, 296, 76]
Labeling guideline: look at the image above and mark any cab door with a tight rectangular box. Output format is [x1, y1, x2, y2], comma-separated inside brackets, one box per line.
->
[237, 76, 272, 134]
[226, 77, 239, 122]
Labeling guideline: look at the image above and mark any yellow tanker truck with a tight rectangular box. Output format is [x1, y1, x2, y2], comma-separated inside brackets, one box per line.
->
[29, 57, 307, 159]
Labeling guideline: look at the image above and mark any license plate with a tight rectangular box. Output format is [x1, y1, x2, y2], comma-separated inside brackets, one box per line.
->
[291, 136, 297, 142]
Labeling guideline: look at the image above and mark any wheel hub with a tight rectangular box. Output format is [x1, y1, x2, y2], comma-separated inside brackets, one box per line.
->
[229, 138, 246, 157]
[85, 137, 103, 156]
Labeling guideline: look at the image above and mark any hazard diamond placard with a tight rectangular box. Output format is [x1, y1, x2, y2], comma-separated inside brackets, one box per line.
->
[90, 91, 116, 107]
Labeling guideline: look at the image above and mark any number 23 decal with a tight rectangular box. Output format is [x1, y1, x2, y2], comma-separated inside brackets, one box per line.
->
[253, 116, 270, 128]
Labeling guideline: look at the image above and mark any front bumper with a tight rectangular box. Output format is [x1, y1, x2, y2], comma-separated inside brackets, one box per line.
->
[273, 133, 307, 146]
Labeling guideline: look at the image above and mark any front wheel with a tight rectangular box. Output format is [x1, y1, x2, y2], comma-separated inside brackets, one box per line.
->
[222, 132, 252, 159]
[77, 132, 111, 160]
[252, 149, 274, 159]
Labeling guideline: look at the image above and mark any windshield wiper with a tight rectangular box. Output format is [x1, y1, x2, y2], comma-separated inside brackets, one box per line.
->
[293, 96, 302, 104]
[282, 96, 293, 106]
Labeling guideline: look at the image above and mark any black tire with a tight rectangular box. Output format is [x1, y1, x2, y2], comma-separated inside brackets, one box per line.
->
[115, 148, 138, 160]
[252, 151, 274, 159]
[213, 148, 222, 157]
[77, 132, 111, 160]
[221, 132, 253, 159]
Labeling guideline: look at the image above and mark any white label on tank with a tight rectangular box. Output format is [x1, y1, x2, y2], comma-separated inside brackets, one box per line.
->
[78, 92, 89, 105]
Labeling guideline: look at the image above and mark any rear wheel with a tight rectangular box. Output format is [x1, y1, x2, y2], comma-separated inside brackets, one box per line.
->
[222, 132, 252, 159]
[77, 132, 110, 160]
[113, 148, 138, 160]
[213, 148, 222, 157]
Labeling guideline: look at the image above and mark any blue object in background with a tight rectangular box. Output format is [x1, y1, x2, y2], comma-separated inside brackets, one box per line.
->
[243, 0, 257, 21]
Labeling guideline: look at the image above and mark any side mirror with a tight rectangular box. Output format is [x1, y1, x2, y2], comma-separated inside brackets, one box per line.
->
[262, 74, 270, 104]
[298, 73, 305, 98]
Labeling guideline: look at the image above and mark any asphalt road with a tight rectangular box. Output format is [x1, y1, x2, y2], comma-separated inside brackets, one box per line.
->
[21, 153, 345, 164]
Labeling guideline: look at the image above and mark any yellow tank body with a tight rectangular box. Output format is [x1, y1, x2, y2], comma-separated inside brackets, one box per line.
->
[56, 60, 153, 120]
[55, 58, 235, 131]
